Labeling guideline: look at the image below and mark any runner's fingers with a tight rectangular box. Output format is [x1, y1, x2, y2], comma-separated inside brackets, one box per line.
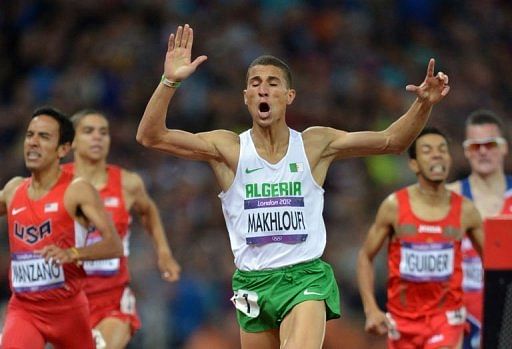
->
[162, 270, 178, 280]
[186, 27, 194, 50]
[436, 71, 448, 85]
[426, 58, 435, 77]
[161, 271, 174, 280]
[47, 252, 61, 265]
[441, 85, 451, 96]
[441, 72, 448, 84]
[38, 247, 54, 259]
[39, 246, 65, 264]
[405, 84, 418, 92]
[35, 246, 49, 255]
[175, 25, 183, 47]
[376, 324, 387, 335]
[168, 33, 175, 51]
[182, 24, 190, 48]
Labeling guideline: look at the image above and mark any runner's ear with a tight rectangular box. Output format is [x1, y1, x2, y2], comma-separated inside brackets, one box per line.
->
[408, 158, 419, 175]
[286, 89, 296, 105]
[58, 142, 72, 159]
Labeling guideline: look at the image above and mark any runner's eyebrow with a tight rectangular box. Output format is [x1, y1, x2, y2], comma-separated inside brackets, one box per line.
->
[248, 76, 262, 83]
[248, 76, 282, 84]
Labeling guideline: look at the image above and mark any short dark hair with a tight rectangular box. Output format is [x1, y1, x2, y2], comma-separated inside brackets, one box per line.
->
[246, 55, 293, 88]
[465, 109, 506, 137]
[32, 106, 74, 145]
[71, 108, 107, 128]
[408, 127, 449, 159]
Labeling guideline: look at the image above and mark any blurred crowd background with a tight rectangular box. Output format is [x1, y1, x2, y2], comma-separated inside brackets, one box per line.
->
[0, 1, 511, 348]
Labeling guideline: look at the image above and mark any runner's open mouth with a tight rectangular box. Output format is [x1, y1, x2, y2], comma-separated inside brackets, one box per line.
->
[430, 164, 445, 174]
[259, 102, 270, 113]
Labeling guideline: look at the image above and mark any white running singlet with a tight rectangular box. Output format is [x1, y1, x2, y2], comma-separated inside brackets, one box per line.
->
[219, 128, 326, 271]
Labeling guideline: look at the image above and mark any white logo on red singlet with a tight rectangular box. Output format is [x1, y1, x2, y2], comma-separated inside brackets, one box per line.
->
[104, 197, 120, 207]
[11, 207, 26, 216]
[418, 224, 442, 234]
[428, 334, 445, 344]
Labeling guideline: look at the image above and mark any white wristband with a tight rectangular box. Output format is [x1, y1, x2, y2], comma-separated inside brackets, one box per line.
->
[161, 75, 181, 88]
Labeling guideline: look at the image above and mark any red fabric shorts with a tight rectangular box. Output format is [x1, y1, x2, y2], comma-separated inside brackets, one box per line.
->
[387, 307, 466, 349]
[1, 291, 94, 349]
[88, 285, 141, 335]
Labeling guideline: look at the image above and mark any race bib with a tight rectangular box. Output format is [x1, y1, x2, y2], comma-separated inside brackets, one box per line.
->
[83, 258, 120, 276]
[446, 307, 466, 325]
[11, 252, 65, 292]
[85, 229, 102, 246]
[462, 257, 483, 291]
[120, 286, 137, 315]
[244, 189, 308, 245]
[85, 230, 131, 257]
[83, 229, 126, 275]
[399, 242, 454, 282]
[231, 289, 260, 318]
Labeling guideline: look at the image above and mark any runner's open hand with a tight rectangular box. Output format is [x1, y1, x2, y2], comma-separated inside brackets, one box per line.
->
[163, 24, 208, 83]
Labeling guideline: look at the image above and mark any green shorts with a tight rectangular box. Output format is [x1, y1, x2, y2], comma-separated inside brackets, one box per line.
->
[231, 258, 341, 332]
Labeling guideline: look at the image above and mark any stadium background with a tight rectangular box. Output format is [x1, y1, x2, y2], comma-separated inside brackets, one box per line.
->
[0, 1, 511, 348]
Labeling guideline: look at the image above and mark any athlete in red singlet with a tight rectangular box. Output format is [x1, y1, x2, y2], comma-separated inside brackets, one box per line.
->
[446, 110, 510, 349]
[64, 109, 181, 349]
[0, 107, 122, 349]
[358, 128, 484, 349]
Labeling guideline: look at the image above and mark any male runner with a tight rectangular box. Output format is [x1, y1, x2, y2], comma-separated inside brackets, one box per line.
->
[358, 128, 484, 349]
[0, 106, 123, 349]
[446, 109, 510, 348]
[137, 24, 450, 349]
[63, 109, 181, 349]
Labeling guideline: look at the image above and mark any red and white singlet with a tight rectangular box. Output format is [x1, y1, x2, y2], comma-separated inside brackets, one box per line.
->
[7, 170, 88, 301]
[62, 163, 131, 295]
[387, 188, 464, 317]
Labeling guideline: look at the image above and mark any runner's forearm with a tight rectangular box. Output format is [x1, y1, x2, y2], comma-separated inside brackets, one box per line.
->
[384, 98, 433, 152]
[357, 251, 380, 315]
[142, 201, 173, 256]
[136, 83, 178, 146]
[74, 234, 123, 261]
